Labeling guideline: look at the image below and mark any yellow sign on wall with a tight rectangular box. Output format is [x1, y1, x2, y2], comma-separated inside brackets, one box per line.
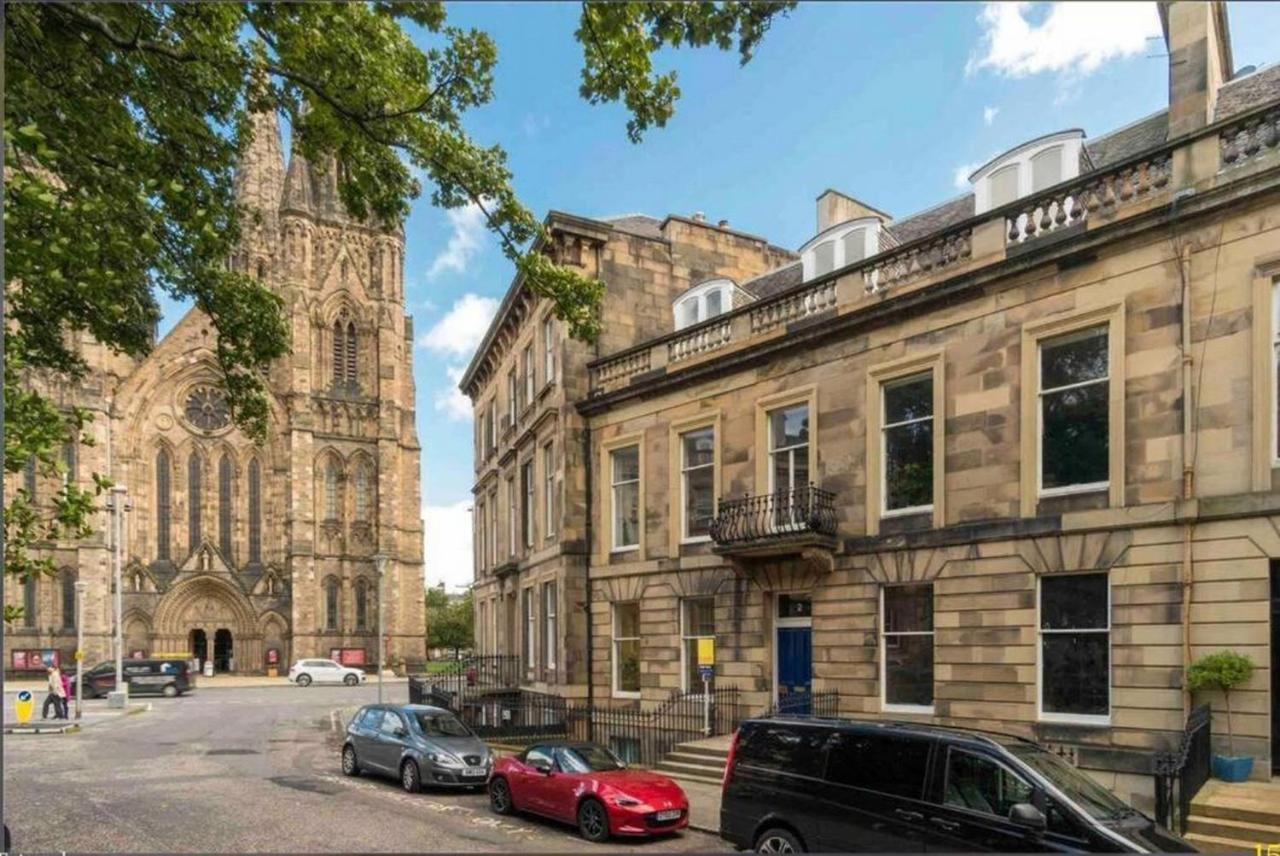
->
[696, 638, 715, 667]
[14, 690, 34, 724]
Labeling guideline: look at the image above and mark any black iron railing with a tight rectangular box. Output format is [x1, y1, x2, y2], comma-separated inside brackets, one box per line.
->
[411, 654, 521, 708]
[763, 690, 843, 718]
[1154, 704, 1212, 834]
[709, 484, 838, 547]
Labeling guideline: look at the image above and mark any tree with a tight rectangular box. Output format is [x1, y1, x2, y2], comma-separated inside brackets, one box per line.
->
[4, 2, 793, 622]
[426, 587, 474, 658]
[1187, 650, 1256, 757]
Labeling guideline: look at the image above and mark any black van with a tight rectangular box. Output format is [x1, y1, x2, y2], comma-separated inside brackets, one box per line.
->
[73, 659, 195, 698]
[720, 717, 1195, 853]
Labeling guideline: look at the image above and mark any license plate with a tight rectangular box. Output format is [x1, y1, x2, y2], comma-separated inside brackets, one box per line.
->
[654, 809, 682, 821]
[463, 766, 488, 778]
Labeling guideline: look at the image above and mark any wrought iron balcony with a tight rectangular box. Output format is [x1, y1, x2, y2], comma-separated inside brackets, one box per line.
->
[709, 484, 839, 564]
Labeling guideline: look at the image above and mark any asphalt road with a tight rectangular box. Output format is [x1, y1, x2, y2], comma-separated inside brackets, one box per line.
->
[2, 684, 728, 853]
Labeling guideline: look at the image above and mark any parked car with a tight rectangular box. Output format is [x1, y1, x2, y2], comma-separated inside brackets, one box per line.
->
[489, 741, 689, 842]
[71, 659, 195, 698]
[342, 703, 491, 792]
[288, 658, 366, 687]
[720, 717, 1196, 853]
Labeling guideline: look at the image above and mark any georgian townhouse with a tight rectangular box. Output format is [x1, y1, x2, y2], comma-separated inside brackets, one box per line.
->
[465, 1, 1280, 809]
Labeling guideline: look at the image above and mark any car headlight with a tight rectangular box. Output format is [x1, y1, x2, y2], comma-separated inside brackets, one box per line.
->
[428, 752, 463, 768]
[612, 796, 641, 807]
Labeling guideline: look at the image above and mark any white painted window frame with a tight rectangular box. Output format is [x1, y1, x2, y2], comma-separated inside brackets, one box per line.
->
[680, 426, 715, 543]
[543, 316, 556, 386]
[1272, 279, 1280, 465]
[880, 585, 935, 715]
[1037, 325, 1110, 498]
[881, 371, 935, 518]
[799, 217, 880, 281]
[543, 581, 557, 671]
[610, 446, 641, 552]
[970, 130, 1085, 214]
[543, 442, 556, 542]
[522, 587, 536, 679]
[679, 596, 716, 694]
[673, 279, 734, 331]
[522, 459, 535, 549]
[611, 601, 641, 699]
[1037, 573, 1112, 726]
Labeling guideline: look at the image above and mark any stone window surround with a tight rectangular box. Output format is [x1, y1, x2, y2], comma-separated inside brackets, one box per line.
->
[542, 441, 557, 544]
[865, 350, 946, 535]
[754, 386, 819, 499]
[600, 432, 645, 559]
[542, 580, 557, 674]
[1249, 257, 1280, 489]
[666, 411, 722, 552]
[1018, 301, 1126, 516]
[1036, 571, 1112, 727]
[522, 585, 537, 680]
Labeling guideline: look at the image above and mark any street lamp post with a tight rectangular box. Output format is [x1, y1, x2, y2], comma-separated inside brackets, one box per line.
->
[374, 553, 388, 703]
[75, 580, 89, 719]
[107, 485, 129, 709]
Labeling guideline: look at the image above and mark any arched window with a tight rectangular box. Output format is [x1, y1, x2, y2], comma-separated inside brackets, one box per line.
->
[345, 322, 357, 385]
[247, 459, 262, 564]
[354, 464, 370, 522]
[24, 456, 37, 501]
[63, 441, 77, 486]
[355, 579, 368, 631]
[369, 247, 381, 291]
[188, 452, 203, 555]
[23, 575, 37, 628]
[218, 454, 233, 560]
[256, 260, 267, 281]
[325, 578, 339, 631]
[61, 569, 76, 630]
[156, 449, 172, 561]
[332, 320, 346, 386]
[324, 462, 339, 521]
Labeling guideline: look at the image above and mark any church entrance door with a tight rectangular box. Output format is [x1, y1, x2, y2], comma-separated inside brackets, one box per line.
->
[190, 629, 208, 666]
[214, 628, 234, 672]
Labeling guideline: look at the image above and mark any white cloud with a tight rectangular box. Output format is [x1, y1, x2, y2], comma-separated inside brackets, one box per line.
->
[423, 500, 474, 592]
[434, 365, 472, 422]
[427, 202, 488, 279]
[966, 2, 1160, 79]
[983, 105, 999, 126]
[953, 161, 983, 190]
[417, 293, 498, 358]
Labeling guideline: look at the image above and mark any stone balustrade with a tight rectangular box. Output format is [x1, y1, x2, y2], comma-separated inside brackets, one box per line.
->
[867, 228, 972, 293]
[1220, 106, 1280, 169]
[749, 279, 837, 335]
[589, 348, 651, 392]
[1006, 152, 1171, 244]
[668, 319, 732, 364]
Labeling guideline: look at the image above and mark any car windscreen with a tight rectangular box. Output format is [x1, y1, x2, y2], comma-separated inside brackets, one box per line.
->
[413, 712, 471, 738]
[558, 745, 624, 773]
[1008, 744, 1134, 821]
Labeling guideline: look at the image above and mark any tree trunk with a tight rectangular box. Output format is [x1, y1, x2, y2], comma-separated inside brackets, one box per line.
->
[1224, 687, 1235, 757]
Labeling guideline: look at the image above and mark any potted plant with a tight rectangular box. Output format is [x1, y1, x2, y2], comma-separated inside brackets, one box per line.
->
[1187, 650, 1256, 782]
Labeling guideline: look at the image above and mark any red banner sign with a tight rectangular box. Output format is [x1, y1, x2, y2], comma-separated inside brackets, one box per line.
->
[266, 647, 279, 665]
[339, 648, 366, 666]
[10, 649, 60, 670]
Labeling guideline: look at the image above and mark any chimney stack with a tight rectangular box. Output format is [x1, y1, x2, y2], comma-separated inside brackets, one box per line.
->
[815, 189, 891, 233]
[692, 211, 707, 222]
[1160, 1, 1233, 138]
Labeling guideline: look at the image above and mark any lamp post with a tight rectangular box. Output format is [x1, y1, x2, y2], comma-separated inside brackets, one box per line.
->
[374, 553, 389, 703]
[106, 485, 129, 709]
[75, 580, 89, 719]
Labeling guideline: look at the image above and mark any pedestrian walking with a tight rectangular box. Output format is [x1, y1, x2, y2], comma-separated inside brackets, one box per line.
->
[42, 665, 67, 720]
[59, 669, 72, 718]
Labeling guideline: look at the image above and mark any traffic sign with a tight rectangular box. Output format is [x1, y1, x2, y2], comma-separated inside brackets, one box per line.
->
[696, 638, 715, 667]
[75, 650, 84, 662]
[698, 664, 714, 681]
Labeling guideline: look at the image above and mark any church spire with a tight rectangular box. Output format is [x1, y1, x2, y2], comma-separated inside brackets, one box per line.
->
[233, 108, 286, 234]
[281, 146, 314, 216]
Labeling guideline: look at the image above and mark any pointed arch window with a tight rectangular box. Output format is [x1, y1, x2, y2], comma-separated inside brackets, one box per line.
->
[332, 317, 358, 388]
[188, 452, 203, 555]
[23, 456, 37, 501]
[248, 459, 262, 564]
[325, 577, 339, 631]
[61, 569, 76, 630]
[324, 462, 340, 521]
[63, 441, 77, 486]
[156, 449, 172, 561]
[332, 320, 345, 385]
[218, 454, 233, 560]
[345, 322, 357, 384]
[23, 575, 37, 628]
[355, 464, 371, 522]
[355, 579, 369, 631]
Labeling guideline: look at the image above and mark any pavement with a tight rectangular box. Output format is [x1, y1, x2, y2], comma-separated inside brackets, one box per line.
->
[2, 672, 409, 693]
[2, 682, 728, 853]
[675, 779, 721, 835]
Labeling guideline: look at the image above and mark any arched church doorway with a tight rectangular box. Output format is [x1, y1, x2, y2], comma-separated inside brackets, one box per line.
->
[190, 629, 208, 666]
[214, 628, 234, 672]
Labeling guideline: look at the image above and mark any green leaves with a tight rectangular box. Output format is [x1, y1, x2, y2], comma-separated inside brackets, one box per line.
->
[1187, 650, 1256, 693]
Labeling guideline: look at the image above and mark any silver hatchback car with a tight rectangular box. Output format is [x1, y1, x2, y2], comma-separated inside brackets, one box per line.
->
[342, 703, 492, 792]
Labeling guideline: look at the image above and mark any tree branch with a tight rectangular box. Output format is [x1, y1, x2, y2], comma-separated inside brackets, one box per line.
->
[48, 4, 195, 62]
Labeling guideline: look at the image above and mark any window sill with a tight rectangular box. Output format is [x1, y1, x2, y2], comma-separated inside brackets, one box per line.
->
[612, 690, 642, 700]
[680, 535, 712, 546]
[1038, 712, 1111, 727]
[882, 504, 933, 520]
[883, 703, 935, 716]
[611, 545, 640, 555]
[1038, 481, 1108, 499]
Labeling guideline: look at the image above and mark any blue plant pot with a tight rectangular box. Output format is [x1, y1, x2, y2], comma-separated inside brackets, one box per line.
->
[1211, 754, 1254, 782]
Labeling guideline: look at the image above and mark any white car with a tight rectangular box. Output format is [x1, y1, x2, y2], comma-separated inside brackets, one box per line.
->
[289, 658, 367, 687]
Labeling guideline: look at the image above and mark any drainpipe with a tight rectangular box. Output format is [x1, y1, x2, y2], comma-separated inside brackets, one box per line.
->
[583, 238, 603, 732]
[1179, 242, 1195, 720]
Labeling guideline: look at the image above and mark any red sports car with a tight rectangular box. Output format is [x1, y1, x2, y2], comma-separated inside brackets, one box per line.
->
[489, 741, 689, 842]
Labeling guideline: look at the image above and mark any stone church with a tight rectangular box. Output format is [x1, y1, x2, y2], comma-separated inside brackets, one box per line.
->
[5, 111, 427, 674]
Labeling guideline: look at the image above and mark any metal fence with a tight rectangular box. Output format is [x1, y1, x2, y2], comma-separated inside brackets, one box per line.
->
[1154, 704, 1212, 834]
[709, 484, 838, 546]
[763, 690, 843, 718]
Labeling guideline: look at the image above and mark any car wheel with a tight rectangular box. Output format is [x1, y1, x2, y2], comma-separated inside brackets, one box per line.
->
[343, 673, 358, 687]
[577, 798, 610, 843]
[296, 674, 312, 687]
[488, 777, 513, 815]
[341, 744, 361, 777]
[161, 683, 178, 698]
[401, 759, 421, 793]
[755, 828, 803, 854]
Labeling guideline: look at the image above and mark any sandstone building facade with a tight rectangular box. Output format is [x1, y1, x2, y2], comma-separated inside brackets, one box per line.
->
[5, 112, 427, 674]
[464, 1, 1280, 807]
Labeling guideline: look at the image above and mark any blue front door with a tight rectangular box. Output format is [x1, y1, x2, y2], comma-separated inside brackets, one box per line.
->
[777, 626, 812, 714]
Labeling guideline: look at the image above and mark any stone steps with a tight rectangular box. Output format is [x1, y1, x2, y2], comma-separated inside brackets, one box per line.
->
[1185, 778, 1280, 852]
[654, 738, 730, 788]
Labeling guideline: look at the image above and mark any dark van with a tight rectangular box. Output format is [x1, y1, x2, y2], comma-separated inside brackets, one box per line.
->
[720, 717, 1194, 853]
[73, 659, 195, 698]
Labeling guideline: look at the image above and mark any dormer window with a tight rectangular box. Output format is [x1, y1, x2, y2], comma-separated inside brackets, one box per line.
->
[970, 130, 1085, 214]
[674, 279, 734, 331]
[800, 217, 880, 282]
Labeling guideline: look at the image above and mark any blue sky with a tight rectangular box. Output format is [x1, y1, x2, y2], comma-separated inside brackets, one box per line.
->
[161, 2, 1280, 590]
